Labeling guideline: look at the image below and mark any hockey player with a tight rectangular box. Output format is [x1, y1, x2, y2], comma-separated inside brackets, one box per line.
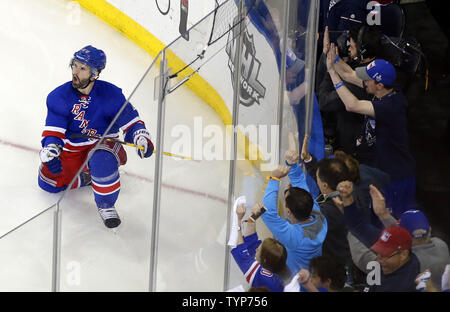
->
[38, 45, 154, 229]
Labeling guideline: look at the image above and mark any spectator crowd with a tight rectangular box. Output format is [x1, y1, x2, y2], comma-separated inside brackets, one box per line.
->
[229, 0, 450, 292]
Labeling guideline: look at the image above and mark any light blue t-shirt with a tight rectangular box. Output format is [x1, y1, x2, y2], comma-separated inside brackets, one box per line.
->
[261, 163, 328, 273]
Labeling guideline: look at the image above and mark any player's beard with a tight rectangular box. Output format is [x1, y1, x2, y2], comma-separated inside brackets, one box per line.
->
[72, 76, 92, 90]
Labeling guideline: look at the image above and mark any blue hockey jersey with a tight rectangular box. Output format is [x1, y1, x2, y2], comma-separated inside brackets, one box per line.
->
[231, 233, 285, 292]
[42, 80, 146, 150]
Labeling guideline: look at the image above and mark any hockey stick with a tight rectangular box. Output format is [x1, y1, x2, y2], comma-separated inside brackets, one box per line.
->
[179, 0, 189, 40]
[70, 134, 196, 161]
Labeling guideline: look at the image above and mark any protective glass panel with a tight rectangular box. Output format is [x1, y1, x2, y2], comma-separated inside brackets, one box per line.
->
[227, 0, 322, 290]
[154, 1, 239, 291]
[226, 0, 288, 291]
[2, 0, 162, 291]
[56, 57, 160, 291]
[1, 0, 321, 292]
[0, 206, 55, 292]
[284, 0, 322, 196]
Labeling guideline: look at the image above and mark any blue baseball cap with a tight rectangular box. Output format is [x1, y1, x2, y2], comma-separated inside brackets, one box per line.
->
[398, 210, 430, 239]
[355, 59, 396, 86]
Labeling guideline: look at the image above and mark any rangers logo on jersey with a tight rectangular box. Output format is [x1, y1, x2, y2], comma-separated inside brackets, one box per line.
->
[79, 95, 91, 108]
[72, 95, 91, 133]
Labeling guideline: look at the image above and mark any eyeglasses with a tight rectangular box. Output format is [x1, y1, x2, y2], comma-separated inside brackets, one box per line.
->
[378, 250, 402, 260]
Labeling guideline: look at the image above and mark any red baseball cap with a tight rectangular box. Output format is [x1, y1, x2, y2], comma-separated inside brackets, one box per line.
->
[370, 226, 412, 257]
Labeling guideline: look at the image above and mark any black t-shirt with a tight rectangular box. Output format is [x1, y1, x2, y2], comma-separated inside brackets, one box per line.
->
[316, 58, 375, 165]
[371, 90, 415, 181]
[319, 199, 352, 267]
[367, 252, 420, 292]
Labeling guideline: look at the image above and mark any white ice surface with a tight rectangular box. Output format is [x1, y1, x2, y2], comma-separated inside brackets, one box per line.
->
[0, 0, 270, 291]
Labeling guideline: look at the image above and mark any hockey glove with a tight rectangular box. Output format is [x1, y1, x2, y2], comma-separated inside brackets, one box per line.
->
[133, 129, 154, 158]
[40, 143, 62, 174]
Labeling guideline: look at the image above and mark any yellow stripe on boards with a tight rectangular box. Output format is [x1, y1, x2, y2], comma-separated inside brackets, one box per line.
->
[74, 0, 265, 168]
[74, 0, 230, 123]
